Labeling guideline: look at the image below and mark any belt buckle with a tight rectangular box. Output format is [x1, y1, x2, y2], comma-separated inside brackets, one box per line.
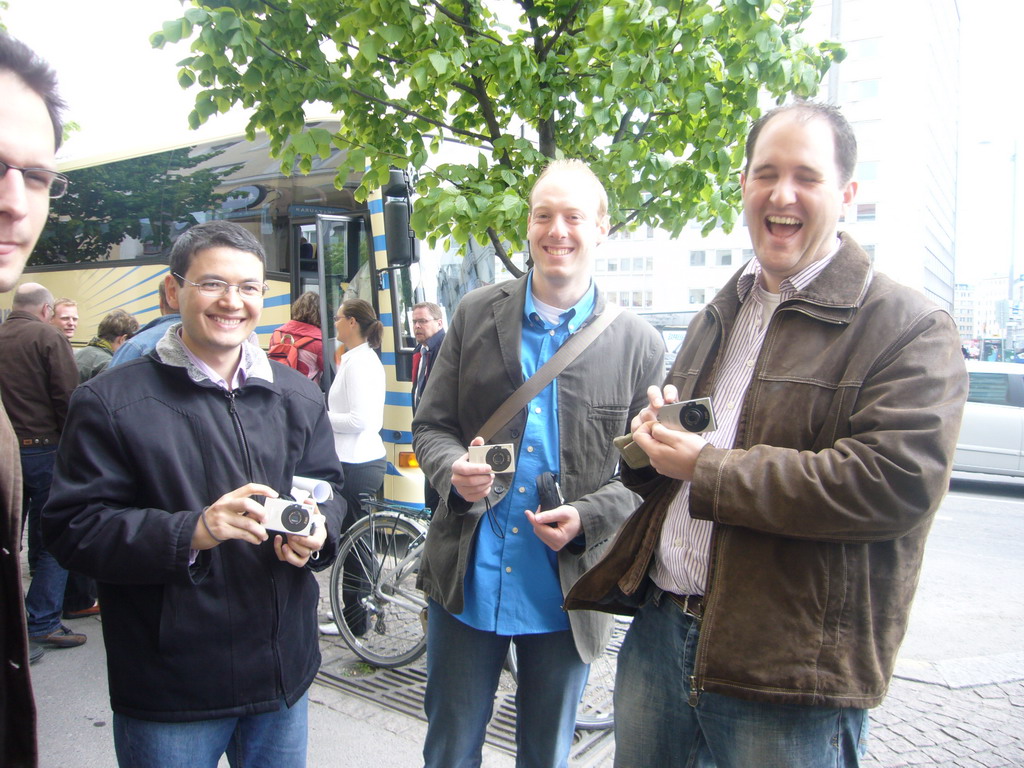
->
[670, 592, 704, 620]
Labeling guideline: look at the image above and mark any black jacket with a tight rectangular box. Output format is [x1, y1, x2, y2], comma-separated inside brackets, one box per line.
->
[42, 331, 345, 721]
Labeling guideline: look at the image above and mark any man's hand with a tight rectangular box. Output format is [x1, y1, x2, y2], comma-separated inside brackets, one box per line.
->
[191, 483, 275, 550]
[631, 384, 679, 432]
[631, 410, 707, 481]
[525, 504, 582, 552]
[274, 508, 328, 567]
[451, 435, 495, 502]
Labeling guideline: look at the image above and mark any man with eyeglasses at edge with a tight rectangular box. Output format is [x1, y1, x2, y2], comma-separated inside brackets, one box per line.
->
[42, 219, 346, 768]
[0, 31, 70, 768]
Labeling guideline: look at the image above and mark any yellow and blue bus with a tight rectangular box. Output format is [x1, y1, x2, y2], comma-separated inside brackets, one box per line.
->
[0, 121, 428, 505]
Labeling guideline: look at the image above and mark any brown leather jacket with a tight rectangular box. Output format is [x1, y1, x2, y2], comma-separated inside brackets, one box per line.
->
[565, 235, 968, 708]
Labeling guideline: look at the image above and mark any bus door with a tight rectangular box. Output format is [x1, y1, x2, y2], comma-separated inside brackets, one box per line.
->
[313, 213, 373, 391]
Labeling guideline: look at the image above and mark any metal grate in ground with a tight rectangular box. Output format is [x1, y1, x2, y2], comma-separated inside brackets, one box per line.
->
[316, 660, 614, 765]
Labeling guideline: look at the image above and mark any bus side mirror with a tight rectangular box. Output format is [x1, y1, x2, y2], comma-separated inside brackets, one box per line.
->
[384, 169, 419, 268]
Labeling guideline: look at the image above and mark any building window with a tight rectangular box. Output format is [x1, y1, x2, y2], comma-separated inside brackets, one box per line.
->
[862, 244, 876, 261]
[607, 260, 618, 272]
[632, 257, 644, 272]
[620, 258, 630, 272]
[716, 249, 732, 267]
[595, 259, 605, 272]
[646, 256, 654, 271]
[742, 249, 754, 263]
[858, 203, 876, 222]
[690, 250, 706, 266]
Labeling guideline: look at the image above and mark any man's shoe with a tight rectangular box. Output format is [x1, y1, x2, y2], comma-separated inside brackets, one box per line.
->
[63, 601, 100, 619]
[29, 643, 45, 665]
[29, 625, 87, 648]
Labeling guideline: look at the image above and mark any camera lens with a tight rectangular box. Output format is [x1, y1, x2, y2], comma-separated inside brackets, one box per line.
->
[681, 403, 710, 432]
[282, 503, 310, 533]
[486, 445, 512, 472]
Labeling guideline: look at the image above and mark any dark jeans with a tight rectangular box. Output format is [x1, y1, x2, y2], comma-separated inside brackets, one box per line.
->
[22, 446, 69, 636]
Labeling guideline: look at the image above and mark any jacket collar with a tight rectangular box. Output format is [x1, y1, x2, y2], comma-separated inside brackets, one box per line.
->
[153, 322, 274, 388]
[711, 233, 873, 326]
[491, 272, 610, 385]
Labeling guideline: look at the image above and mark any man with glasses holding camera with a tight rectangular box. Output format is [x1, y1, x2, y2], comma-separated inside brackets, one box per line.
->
[43, 220, 345, 768]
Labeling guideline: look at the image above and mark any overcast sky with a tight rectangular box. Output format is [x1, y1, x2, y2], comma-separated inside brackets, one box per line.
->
[3, 0, 1019, 281]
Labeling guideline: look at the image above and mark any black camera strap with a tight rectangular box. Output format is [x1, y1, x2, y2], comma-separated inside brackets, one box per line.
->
[477, 304, 623, 443]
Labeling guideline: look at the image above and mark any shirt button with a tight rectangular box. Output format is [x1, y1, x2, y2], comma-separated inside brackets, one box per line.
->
[526, 446, 534, 453]
[518, 486, 526, 493]
[674, 538, 682, 547]
[534, 407, 542, 414]
[549, 330, 556, 336]
[512, 527, 519, 534]
[746, 359, 755, 367]
[727, 402, 735, 410]
[505, 566, 512, 574]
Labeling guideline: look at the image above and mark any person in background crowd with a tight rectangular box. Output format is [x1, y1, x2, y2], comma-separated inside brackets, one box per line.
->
[320, 298, 386, 638]
[75, 309, 140, 382]
[412, 159, 664, 767]
[269, 290, 324, 383]
[49, 297, 77, 340]
[43, 220, 345, 768]
[410, 301, 445, 512]
[567, 102, 969, 768]
[108, 279, 180, 367]
[0, 283, 84, 659]
[0, 30, 67, 768]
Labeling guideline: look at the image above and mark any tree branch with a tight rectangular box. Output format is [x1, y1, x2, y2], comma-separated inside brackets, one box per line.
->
[425, 0, 503, 44]
[252, 39, 492, 143]
[487, 226, 524, 278]
[537, 0, 586, 60]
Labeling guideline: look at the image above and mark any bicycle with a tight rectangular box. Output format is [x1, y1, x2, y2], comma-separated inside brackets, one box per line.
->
[328, 498, 431, 668]
[325, 497, 621, 729]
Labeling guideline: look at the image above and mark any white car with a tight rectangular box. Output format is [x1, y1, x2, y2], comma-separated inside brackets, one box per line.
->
[953, 360, 1024, 477]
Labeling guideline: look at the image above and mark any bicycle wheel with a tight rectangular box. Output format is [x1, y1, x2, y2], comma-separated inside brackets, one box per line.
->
[328, 513, 428, 668]
[505, 614, 628, 730]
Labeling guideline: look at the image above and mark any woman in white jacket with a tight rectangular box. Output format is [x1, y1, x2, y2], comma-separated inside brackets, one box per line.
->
[327, 298, 387, 637]
[328, 297, 386, 522]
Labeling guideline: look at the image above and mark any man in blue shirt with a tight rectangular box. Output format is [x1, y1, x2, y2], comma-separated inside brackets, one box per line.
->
[412, 159, 664, 767]
[108, 279, 180, 367]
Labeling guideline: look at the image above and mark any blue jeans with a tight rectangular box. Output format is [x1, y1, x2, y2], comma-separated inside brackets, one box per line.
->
[423, 600, 588, 768]
[23, 446, 69, 637]
[113, 694, 308, 768]
[614, 587, 869, 768]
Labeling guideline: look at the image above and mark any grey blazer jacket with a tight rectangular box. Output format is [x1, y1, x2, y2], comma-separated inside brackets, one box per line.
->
[412, 273, 664, 661]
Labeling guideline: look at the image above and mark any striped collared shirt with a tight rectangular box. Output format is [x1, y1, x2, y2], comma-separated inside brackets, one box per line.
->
[650, 242, 840, 597]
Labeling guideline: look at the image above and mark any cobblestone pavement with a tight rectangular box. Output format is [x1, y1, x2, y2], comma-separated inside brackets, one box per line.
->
[317, 626, 1024, 768]
[863, 676, 1024, 768]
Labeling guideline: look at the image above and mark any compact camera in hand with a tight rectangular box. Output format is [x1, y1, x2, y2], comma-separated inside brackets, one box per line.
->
[261, 497, 316, 537]
[658, 397, 718, 434]
[468, 443, 516, 474]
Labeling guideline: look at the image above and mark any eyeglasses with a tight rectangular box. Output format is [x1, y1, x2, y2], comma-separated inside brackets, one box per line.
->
[0, 159, 69, 199]
[412, 318, 438, 326]
[173, 273, 268, 299]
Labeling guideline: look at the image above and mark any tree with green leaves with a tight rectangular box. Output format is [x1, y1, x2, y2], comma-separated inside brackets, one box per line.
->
[33, 148, 238, 264]
[153, 0, 841, 276]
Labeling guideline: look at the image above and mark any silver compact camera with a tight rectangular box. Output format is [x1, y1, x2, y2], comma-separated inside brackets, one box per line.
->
[468, 443, 516, 474]
[262, 497, 316, 537]
[658, 397, 718, 434]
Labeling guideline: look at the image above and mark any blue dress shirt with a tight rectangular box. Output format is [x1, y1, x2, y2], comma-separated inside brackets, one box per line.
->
[457, 273, 596, 635]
